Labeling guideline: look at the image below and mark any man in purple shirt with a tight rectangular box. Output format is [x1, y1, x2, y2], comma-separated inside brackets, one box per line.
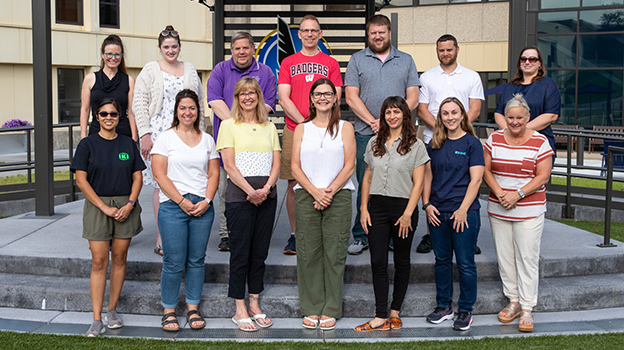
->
[206, 31, 277, 251]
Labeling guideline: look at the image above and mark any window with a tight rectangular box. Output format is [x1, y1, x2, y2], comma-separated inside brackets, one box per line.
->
[56, 0, 83, 25]
[58, 68, 84, 124]
[100, 0, 120, 28]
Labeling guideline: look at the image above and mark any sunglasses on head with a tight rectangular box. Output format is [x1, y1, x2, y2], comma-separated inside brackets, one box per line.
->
[98, 111, 119, 118]
[520, 56, 538, 64]
[161, 30, 179, 37]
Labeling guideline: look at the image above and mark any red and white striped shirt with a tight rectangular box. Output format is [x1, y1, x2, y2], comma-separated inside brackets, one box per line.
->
[484, 130, 554, 221]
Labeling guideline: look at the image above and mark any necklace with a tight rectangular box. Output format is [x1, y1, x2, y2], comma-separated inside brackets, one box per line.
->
[314, 124, 328, 148]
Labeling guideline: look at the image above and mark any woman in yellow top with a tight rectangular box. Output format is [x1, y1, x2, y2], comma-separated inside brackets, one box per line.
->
[217, 77, 281, 332]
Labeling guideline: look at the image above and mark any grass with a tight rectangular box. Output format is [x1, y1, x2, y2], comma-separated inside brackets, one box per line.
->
[2, 332, 624, 350]
[554, 219, 624, 243]
[0, 171, 71, 186]
[550, 175, 624, 191]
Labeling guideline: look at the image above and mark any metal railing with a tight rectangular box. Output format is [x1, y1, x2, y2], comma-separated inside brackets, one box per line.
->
[0, 122, 79, 202]
[473, 123, 624, 247]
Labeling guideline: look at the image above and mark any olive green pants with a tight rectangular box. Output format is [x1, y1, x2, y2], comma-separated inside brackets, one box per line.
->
[295, 189, 352, 318]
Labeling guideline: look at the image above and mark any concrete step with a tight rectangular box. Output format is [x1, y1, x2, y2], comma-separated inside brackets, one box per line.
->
[1, 272, 621, 318]
[1, 250, 623, 284]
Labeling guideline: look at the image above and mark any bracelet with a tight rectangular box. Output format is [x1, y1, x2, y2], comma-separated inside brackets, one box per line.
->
[127, 200, 135, 207]
[422, 203, 431, 210]
[178, 197, 185, 205]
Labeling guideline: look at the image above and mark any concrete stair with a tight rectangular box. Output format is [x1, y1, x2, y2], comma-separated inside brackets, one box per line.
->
[1, 180, 624, 317]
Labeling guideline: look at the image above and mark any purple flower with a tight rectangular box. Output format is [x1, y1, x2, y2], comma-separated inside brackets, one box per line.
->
[1, 119, 33, 128]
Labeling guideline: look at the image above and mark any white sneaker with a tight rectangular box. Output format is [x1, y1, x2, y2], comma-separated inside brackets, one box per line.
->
[347, 240, 369, 255]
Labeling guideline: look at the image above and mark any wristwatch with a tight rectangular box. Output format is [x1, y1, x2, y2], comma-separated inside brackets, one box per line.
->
[517, 189, 526, 199]
[204, 198, 212, 206]
[422, 203, 431, 210]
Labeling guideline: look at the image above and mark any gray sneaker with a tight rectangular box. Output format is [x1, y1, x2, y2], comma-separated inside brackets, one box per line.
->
[347, 240, 369, 255]
[85, 320, 106, 337]
[105, 309, 123, 329]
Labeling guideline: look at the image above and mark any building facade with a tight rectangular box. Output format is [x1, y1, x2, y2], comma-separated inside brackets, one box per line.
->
[1, 0, 623, 129]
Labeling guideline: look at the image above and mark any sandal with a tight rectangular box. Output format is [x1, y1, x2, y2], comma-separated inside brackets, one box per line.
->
[354, 320, 390, 332]
[319, 317, 336, 331]
[186, 310, 205, 330]
[154, 245, 163, 256]
[161, 312, 179, 332]
[231, 317, 258, 332]
[251, 313, 272, 328]
[389, 316, 402, 330]
[302, 316, 319, 329]
[518, 310, 534, 332]
[498, 302, 521, 323]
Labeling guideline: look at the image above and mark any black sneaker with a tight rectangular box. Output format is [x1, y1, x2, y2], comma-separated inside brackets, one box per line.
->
[284, 235, 296, 255]
[475, 245, 482, 255]
[453, 312, 473, 331]
[416, 234, 433, 253]
[426, 307, 454, 324]
[218, 237, 229, 252]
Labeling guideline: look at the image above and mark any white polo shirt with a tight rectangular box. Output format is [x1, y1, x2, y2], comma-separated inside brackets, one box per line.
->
[419, 63, 484, 144]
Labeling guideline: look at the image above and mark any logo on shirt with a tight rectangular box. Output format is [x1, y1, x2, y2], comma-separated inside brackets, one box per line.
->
[305, 74, 315, 82]
[455, 151, 466, 156]
[118, 152, 129, 161]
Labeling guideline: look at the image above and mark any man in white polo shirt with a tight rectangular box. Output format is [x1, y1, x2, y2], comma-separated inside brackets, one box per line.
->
[416, 34, 484, 254]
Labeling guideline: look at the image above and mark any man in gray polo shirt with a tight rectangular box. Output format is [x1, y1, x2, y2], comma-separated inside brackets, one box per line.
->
[345, 14, 421, 255]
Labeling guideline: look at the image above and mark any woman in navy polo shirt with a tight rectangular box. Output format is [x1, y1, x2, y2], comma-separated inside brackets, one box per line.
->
[422, 97, 484, 331]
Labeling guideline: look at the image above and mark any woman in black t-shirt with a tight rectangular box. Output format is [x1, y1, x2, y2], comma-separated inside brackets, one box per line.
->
[71, 99, 145, 337]
[80, 35, 138, 141]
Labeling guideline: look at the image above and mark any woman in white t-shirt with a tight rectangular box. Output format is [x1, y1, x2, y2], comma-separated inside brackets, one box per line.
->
[291, 78, 356, 331]
[151, 89, 220, 332]
[484, 93, 553, 333]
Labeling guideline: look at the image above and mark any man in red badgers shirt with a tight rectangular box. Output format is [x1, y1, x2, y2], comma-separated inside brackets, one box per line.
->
[277, 14, 343, 255]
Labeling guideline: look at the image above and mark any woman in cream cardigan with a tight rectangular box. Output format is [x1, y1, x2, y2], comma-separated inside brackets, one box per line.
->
[133, 25, 205, 256]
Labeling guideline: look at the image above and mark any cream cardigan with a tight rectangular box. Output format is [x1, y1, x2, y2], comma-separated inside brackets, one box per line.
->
[132, 61, 205, 137]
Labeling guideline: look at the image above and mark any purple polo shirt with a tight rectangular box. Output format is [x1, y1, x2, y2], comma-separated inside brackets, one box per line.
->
[206, 57, 277, 165]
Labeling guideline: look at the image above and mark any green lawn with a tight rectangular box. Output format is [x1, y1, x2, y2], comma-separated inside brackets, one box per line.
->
[2, 331, 624, 350]
[0, 171, 71, 186]
[554, 219, 624, 243]
[550, 175, 624, 191]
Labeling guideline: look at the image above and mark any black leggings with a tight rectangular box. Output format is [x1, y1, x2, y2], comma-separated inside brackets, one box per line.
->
[368, 195, 418, 318]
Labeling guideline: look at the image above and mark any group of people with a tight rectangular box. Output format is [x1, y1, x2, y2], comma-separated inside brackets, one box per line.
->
[71, 12, 560, 337]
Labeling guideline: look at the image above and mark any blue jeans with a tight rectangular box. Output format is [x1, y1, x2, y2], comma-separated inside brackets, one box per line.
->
[352, 133, 373, 243]
[158, 194, 214, 309]
[428, 211, 480, 313]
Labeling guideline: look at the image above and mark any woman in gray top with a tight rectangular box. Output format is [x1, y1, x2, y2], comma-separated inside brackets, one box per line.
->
[354, 96, 429, 332]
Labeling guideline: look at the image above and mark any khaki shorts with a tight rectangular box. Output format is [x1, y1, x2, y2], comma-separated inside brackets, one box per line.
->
[82, 195, 143, 241]
[280, 126, 295, 180]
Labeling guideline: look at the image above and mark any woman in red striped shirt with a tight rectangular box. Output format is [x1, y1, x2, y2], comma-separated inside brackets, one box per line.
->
[483, 93, 554, 333]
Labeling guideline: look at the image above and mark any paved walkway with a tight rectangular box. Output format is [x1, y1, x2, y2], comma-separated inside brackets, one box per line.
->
[1, 307, 623, 341]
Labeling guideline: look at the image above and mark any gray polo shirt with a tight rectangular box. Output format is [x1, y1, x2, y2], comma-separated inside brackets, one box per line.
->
[345, 46, 421, 136]
[364, 135, 430, 199]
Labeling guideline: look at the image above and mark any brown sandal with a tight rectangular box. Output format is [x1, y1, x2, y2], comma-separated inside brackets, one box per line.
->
[389, 316, 402, 330]
[518, 310, 534, 332]
[354, 320, 390, 332]
[498, 302, 521, 323]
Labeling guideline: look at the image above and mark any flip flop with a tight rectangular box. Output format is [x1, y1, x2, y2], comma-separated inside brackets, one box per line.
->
[231, 317, 258, 332]
[302, 316, 319, 329]
[319, 317, 336, 331]
[251, 313, 273, 328]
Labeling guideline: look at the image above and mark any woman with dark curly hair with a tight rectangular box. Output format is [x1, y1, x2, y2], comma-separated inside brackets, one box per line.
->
[354, 96, 429, 332]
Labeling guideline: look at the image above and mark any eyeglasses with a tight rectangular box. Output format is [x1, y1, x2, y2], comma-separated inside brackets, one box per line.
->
[161, 30, 179, 37]
[98, 111, 119, 118]
[300, 29, 320, 34]
[239, 91, 258, 98]
[311, 91, 334, 99]
[520, 56, 539, 64]
[104, 52, 122, 59]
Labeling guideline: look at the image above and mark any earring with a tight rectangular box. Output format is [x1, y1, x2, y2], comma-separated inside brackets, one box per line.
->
[333, 102, 336, 107]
